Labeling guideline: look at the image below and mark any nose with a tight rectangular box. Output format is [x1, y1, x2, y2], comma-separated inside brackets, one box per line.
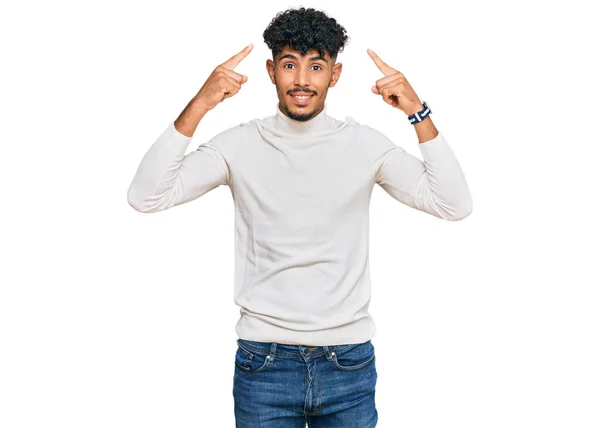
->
[293, 67, 310, 87]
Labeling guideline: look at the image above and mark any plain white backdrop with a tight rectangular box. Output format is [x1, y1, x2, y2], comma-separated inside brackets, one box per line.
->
[1, 0, 598, 427]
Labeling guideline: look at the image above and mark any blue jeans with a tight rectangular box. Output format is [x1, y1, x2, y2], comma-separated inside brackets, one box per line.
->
[232, 338, 378, 427]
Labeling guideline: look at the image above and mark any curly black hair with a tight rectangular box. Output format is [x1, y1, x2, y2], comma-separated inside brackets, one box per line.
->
[263, 7, 349, 64]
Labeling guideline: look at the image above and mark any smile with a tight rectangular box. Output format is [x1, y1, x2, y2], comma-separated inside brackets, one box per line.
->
[290, 94, 314, 105]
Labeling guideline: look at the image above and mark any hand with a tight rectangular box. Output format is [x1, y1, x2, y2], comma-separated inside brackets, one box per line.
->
[194, 44, 253, 112]
[367, 48, 424, 115]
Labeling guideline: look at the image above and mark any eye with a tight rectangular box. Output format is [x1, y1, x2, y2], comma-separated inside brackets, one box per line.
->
[283, 63, 323, 71]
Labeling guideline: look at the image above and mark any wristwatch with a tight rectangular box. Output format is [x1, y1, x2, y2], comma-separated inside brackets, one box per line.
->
[407, 101, 432, 125]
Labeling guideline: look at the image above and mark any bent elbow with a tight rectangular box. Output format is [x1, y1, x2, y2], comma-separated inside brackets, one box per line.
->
[127, 196, 151, 213]
[127, 185, 159, 213]
[447, 198, 473, 221]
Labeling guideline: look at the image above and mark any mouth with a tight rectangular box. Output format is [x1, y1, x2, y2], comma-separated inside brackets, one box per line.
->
[289, 93, 314, 106]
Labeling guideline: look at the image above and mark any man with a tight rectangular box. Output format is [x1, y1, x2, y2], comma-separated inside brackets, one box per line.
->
[127, 6, 472, 428]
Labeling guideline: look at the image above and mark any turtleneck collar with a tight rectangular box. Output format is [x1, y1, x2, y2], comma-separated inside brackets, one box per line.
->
[274, 101, 329, 134]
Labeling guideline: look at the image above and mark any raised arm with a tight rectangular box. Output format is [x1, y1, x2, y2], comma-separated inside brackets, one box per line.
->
[126, 44, 253, 213]
[365, 49, 472, 220]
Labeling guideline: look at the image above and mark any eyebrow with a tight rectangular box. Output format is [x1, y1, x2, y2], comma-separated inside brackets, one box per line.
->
[278, 53, 328, 63]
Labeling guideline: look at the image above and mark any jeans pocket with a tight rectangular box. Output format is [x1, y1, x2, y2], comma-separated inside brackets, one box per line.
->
[331, 341, 376, 371]
[234, 342, 272, 373]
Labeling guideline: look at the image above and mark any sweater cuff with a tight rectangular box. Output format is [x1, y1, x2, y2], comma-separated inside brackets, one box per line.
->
[157, 122, 193, 154]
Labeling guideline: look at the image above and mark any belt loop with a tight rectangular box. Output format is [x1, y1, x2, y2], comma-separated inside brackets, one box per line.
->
[323, 345, 332, 361]
[269, 342, 277, 363]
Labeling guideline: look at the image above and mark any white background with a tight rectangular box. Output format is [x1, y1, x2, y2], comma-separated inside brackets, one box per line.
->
[1, 0, 599, 427]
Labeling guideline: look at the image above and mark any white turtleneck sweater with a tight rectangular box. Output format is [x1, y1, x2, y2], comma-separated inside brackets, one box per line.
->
[127, 102, 472, 346]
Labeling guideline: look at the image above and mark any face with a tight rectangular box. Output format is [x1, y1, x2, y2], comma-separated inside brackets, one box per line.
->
[266, 45, 342, 122]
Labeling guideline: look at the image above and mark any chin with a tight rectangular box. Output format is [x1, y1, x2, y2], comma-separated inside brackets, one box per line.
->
[287, 107, 318, 122]
[282, 99, 321, 122]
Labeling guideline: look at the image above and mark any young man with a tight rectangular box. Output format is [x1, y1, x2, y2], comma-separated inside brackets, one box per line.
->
[127, 7, 472, 428]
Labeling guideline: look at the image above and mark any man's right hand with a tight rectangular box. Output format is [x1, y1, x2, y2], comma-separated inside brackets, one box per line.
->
[193, 44, 253, 112]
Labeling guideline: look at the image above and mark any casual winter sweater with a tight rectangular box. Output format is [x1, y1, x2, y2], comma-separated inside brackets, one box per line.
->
[127, 102, 472, 346]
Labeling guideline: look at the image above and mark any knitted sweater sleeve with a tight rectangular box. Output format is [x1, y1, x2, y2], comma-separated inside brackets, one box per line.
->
[127, 122, 238, 213]
[366, 126, 473, 221]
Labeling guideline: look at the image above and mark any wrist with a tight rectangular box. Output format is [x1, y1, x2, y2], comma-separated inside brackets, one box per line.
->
[405, 102, 424, 116]
[191, 97, 211, 114]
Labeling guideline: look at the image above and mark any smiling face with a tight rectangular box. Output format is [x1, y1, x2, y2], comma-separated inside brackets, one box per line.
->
[266, 45, 342, 121]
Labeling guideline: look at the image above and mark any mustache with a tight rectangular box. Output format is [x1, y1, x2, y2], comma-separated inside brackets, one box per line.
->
[289, 90, 315, 95]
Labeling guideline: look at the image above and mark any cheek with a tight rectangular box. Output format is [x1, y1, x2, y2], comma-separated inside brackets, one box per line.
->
[275, 76, 289, 92]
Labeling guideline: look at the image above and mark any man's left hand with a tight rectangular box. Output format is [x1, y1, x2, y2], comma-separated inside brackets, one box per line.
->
[368, 48, 424, 116]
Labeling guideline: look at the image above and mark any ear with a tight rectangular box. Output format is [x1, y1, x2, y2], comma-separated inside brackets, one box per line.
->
[266, 59, 275, 84]
[329, 62, 342, 88]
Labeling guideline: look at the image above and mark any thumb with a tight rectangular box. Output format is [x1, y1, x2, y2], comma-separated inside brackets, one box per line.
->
[371, 85, 379, 94]
[242, 75, 248, 84]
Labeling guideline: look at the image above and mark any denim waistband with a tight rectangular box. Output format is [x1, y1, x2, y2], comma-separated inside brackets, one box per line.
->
[237, 338, 370, 359]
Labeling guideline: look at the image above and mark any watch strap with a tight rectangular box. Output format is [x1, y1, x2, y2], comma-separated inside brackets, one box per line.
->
[407, 101, 432, 125]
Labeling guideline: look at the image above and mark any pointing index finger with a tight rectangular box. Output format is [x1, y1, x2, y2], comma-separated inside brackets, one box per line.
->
[367, 48, 396, 76]
[221, 43, 253, 70]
